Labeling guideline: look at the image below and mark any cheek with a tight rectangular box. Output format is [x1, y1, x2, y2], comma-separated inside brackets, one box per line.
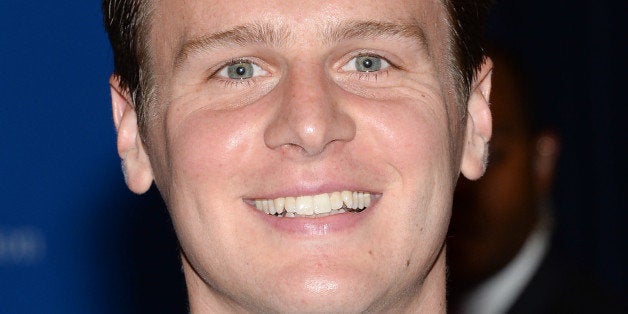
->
[164, 107, 266, 200]
[160, 108, 269, 272]
[356, 94, 455, 243]
[363, 97, 453, 189]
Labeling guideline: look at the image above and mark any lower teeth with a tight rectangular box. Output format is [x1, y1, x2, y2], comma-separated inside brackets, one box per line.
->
[272, 205, 364, 218]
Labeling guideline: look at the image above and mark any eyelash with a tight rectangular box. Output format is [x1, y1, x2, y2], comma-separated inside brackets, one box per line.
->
[211, 58, 263, 88]
[343, 53, 397, 82]
[209, 53, 398, 87]
[348, 71, 387, 82]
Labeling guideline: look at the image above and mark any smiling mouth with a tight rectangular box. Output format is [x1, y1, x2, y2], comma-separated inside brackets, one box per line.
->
[250, 191, 376, 218]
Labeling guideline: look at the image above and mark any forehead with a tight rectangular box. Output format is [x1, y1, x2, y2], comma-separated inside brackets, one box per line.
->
[155, 0, 444, 25]
[149, 0, 449, 60]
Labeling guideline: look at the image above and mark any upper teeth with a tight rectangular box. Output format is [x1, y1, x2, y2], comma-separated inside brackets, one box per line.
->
[253, 191, 372, 217]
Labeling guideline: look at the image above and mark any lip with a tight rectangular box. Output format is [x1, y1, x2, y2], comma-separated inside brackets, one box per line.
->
[251, 202, 376, 236]
[242, 177, 384, 236]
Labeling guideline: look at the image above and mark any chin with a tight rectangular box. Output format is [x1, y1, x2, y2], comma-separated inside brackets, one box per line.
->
[242, 255, 377, 311]
[265, 278, 381, 313]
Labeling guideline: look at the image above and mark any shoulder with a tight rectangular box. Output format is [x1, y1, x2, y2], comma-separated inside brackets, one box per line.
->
[509, 249, 625, 314]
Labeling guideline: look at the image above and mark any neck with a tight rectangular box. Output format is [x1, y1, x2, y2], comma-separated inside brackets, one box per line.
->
[402, 244, 448, 314]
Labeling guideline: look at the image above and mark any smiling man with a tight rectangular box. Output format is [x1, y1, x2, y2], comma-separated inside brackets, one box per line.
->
[103, 0, 492, 312]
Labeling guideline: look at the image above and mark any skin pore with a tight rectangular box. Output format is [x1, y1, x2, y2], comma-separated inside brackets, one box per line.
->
[110, 0, 492, 312]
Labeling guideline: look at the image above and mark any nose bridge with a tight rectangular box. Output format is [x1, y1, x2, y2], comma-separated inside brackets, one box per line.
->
[264, 61, 355, 156]
[287, 63, 333, 135]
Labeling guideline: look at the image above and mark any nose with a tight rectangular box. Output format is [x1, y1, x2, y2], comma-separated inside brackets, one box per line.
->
[264, 63, 356, 157]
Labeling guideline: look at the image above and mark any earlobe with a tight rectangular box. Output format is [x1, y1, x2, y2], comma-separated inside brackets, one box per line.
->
[461, 57, 493, 180]
[110, 75, 154, 194]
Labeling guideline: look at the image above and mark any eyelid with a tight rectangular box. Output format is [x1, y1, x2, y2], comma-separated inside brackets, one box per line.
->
[342, 56, 389, 72]
[339, 51, 397, 72]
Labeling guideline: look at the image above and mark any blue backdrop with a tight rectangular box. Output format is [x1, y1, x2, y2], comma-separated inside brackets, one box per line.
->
[0, 1, 137, 312]
[1, 1, 625, 313]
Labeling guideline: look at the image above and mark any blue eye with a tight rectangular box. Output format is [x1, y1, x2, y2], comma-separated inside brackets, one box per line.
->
[355, 56, 380, 72]
[342, 55, 390, 72]
[219, 61, 267, 79]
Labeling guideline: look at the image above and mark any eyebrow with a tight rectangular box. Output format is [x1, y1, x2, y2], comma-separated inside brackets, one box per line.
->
[321, 20, 428, 49]
[174, 20, 428, 69]
[175, 23, 291, 68]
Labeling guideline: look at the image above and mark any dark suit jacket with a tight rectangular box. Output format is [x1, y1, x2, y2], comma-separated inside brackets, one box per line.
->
[507, 247, 625, 314]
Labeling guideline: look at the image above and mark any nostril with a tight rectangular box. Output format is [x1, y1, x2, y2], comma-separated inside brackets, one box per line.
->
[279, 141, 325, 157]
[280, 142, 306, 154]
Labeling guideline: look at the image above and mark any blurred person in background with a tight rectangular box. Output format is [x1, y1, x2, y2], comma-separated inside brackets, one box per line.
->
[447, 47, 624, 314]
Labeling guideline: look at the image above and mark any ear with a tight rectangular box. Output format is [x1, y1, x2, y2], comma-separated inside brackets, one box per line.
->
[533, 132, 560, 199]
[461, 57, 493, 180]
[110, 75, 154, 194]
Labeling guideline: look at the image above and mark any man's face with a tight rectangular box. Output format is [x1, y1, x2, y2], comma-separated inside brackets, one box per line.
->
[132, 0, 485, 311]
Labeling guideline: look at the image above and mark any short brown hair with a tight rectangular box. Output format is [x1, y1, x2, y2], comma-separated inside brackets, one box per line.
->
[102, 0, 153, 130]
[443, 0, 493, 111]
[103, 0, 492, 129]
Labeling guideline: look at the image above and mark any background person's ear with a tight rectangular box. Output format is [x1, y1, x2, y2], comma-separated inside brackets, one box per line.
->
[461, 57, 493, 180]
[533, 132, 560, 199]
[110, 75, 154, 194]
